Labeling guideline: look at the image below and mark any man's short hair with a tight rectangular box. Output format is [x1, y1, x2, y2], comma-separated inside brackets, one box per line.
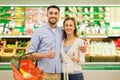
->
[47, 5, 60, 12]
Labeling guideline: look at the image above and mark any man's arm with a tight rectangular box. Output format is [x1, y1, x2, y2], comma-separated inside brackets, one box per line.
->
[29, 47, 56, 60]
[79, 39, 88, 53]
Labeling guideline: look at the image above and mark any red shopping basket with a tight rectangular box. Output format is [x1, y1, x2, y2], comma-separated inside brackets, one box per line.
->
[11, 54, 44, 80]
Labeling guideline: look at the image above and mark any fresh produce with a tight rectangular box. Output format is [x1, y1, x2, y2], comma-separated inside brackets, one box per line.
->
[20, 68, 32, 78]
[18, 40, 27, 47]
[16, 49, 25, 55]
[113, 38, 120, 47]
[3, 49, 14, 56]
[6, 44, 15, 48]
[11, 57, 19, 69]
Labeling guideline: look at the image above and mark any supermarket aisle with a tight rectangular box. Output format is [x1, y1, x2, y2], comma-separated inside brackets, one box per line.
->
[1, 70, 120, 80]
[83, 70, 120, 80]
[0, 71, 14, 80]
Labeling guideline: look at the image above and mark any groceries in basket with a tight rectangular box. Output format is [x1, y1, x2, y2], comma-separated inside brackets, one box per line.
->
[11, 54, 44, 80]
[20, 68, 32, 78]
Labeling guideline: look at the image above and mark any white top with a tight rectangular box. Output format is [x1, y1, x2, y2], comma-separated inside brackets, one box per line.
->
[52, 28, 56, 33]
[61, 38, 85, 73]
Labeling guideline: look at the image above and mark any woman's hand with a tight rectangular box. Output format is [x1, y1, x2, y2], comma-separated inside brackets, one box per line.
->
[71, 53, 80, 63]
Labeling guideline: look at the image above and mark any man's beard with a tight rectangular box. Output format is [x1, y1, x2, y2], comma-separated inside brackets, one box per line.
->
[49, 21, 57, 25]
[48, 19, 58, 25]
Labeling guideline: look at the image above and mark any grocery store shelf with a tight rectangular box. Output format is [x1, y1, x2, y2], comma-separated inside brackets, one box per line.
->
[85, 62, 120, 64]
[79, 35, 108, 38]
[1, 62, 120, 65]
[0, 35, 108, 38]
[17, 35, 31, 38]
[0, 35, 31, 38]
[108, 34, 120, 37]
[1, 62, 120, 70]
[0, 35, 119, 39]
[64, 12, 105, 15]
[0, 62, 10, 65]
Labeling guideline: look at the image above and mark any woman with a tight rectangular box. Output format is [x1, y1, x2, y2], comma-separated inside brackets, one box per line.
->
[61, 17, 87, 80]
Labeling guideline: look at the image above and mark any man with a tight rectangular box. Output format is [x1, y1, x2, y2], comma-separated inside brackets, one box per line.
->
[28, 5, 63, 80]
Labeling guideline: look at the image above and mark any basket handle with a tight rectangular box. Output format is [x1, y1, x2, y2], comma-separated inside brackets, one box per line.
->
[18, 53, 38, 71]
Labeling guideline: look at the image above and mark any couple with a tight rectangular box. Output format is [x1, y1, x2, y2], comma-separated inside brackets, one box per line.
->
[28, 5, 87, 80]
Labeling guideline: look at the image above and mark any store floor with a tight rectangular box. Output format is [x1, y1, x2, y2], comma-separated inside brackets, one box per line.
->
[1, 70, 120, 80]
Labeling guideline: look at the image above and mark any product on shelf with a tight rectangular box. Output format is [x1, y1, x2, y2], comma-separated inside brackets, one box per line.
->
[116, 56, 120, 62]
[1, 6, 120, 37]
[0, 24, 4, 34]
[116, 50, 120, 56]
[85, 55, 91, 62]
[4, 39, 17, 48]
[17, 40, 28, 47]
[89, 40, 116, 56]
[90, 55, 117, 62]
[67, 6, 109, 36]
[6, 44, 15, 48]
[0, 6, 25, 35]
[4, 20, 16, 35]
[2, 48, 15, 56]
[16, 48, 26, 56]
[113, 38, 120, 47]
